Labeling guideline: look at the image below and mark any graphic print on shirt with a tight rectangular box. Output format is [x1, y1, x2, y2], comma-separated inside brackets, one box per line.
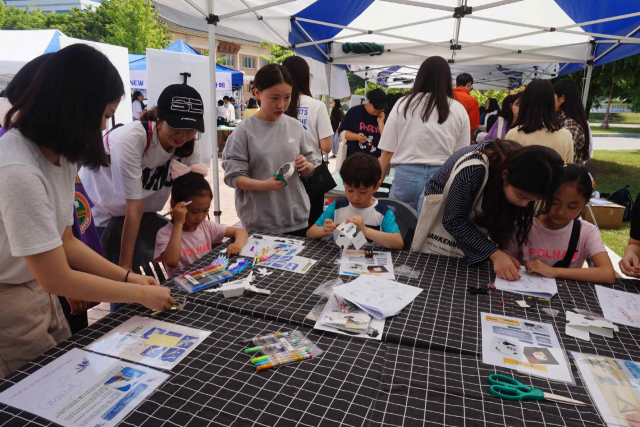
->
[183, 241, 211, 258]
[74, 191, 91, 234]
[529, 247, 579, 261]
[141, 158, 182, 191]
[297, 107, 309, 127]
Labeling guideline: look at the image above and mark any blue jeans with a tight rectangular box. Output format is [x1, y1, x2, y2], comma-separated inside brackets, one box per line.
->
[332, 133, 340, 155]
[389, 164, 441, 212]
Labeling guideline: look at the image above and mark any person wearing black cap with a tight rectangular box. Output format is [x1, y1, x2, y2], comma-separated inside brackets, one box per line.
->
[80, 83, 205, 274]
[338, 88, 387, 158]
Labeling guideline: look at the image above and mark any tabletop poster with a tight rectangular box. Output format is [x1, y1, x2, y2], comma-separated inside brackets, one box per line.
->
[572, 352, 640, 427]
[339, 249, 395, 280]
[0, 348, 169, 427]
[85, 316, 211, 370]
[481, 312, 573, 383]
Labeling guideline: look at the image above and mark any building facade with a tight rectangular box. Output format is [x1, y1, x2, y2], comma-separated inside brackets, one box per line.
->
[153, 1, 270, 102]
[3, 0, 100, 13]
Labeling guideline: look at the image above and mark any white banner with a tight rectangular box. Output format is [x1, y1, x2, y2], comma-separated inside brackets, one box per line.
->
[130, 70, 147, 89]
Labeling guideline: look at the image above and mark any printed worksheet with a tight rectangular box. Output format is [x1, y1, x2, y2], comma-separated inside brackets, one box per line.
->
[332, 275, 422, 319]
[339, 249, 395, 280]
[572, 352, 640, 427]
[494, 268, 558, 299]
[0, 348, 169, 427]
[239, 235, 306, 258]
[481, 312, 573, 383]
[595, 285, 640, 328]
[85, 316, 211, 370]
[257, 254, 317, 274]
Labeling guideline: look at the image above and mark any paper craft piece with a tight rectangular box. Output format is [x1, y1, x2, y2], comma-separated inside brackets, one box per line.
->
[595, 285, 640, 328]
[313, 298, 384, 341]
[0, 348, 169, 427]
[145, 333, 181, 348]
[85, 316, 211, 370]
[240, 235, 305, 258]
[481, 313, 573, 383]
[332, 275, 423, 319]
[565, 310, 619, 342]
[494, 267, 558, 299]
[228, 258, 249, 275]
[339, 249, 395, 280]
[335, 222, 367, 250]
[572, 352, 640, 426]
[257, 268, 273, 276]
[257, 254, 317, 274]
[516, 300, 531, 308]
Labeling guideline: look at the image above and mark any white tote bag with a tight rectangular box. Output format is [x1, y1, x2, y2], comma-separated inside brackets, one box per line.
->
[335, 131, 348, 172]
[411, 152, 489, 257]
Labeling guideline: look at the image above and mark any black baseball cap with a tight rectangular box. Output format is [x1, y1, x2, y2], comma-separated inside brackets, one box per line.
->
[157, 84, 205, 132]
[366, 88, 387, 111]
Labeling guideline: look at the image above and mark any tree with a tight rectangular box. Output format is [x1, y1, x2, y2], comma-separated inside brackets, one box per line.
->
[0, 5, 47, 29]
[260, 41, 293, 64]
[470, 89, 508, 107]
[353, 81, 410, 96]
[102, 0, 172, 54]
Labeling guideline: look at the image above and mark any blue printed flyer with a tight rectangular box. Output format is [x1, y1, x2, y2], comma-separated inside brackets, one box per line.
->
[481, 312, 574, 383]
[0, 348, 169, 427]
[85, 316, 211, 370]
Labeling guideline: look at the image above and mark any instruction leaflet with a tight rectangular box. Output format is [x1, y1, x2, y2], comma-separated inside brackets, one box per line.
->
[239, 235, 306, 258]
[85, 316, 211, 370]
[257, 254, 317, 274]
[595, 285, 640, 328]
[0, 348, 169, 427]
[481, 312, 573, 383]
[339, 249, 395, 280]
[494, 267, 558, 299]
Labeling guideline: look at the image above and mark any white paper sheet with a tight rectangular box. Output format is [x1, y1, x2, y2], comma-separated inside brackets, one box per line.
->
[565, 310, 618, 341]
[589, 198, 612, 205]
[256, 255, 317, 274]
[313, 297, 384, 340]
[595, 285, 640, 328]
[481, 312, 573, 383]
[85, 316, 211, 370]
[239, 235, 306, 258]
[572, 352, 640, 426]
[333, 275, 423, 319]
[339, 249, 395, 280]
[0, 348, 169, 427]
[335, 222, 367, 250]
[494, 268, 558, 299]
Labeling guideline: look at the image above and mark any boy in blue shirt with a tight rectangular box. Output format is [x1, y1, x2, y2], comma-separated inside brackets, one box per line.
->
[307, 153, 403, 249]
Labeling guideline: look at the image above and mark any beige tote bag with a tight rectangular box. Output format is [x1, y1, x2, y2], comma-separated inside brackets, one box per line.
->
[411, 152, 489, 257]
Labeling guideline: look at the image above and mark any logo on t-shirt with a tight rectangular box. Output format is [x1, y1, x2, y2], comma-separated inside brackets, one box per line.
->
[297, 107, 309, 126]
[141, 158, 177, 191]
[74, 192, 91, 234]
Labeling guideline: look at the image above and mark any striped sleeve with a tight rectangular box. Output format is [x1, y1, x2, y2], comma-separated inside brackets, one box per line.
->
[442, 164, 497, 264]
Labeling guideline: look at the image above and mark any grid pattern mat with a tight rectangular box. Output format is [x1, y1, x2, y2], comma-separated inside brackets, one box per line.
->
[0, 302, 386, 427]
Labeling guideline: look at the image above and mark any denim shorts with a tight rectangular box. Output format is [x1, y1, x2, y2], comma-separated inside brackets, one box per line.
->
[389, 164, 441, 212]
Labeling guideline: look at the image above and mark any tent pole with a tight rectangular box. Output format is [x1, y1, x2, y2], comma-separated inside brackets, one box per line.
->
[582, 64, 593, 110]
[325, 63, 332, 113]
[207, 0, 221, 224]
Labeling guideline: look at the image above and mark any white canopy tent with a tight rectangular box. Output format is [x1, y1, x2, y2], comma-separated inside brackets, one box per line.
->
[152, 0, 640, 223]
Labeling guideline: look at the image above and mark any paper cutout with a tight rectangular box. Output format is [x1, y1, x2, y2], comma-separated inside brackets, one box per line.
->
[145, 334, 181, 348]
[335, 222, 367, 250]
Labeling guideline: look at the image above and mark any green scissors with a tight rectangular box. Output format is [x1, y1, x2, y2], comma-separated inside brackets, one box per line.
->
[488, 374, 588, 406]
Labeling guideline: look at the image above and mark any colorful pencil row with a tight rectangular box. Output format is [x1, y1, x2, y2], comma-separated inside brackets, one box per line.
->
[250, 348, 312, 370]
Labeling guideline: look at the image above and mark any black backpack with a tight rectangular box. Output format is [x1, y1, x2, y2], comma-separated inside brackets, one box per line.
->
[605, 185, 634, 221]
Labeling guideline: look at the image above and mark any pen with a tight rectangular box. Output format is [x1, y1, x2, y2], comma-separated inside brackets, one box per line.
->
[239, 332, 286, 344]
[256, 352, 313, 370]
[251, 349, 311, 365]
[163, 200, 192, 217]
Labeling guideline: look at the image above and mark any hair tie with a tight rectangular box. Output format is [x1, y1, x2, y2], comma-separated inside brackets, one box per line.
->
[170, 159, 208, 180]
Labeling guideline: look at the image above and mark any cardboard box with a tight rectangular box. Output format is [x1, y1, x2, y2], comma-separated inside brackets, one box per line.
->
[581, 198, 625, 229]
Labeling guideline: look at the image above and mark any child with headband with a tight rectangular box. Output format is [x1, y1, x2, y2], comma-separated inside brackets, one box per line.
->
[154, 160, 248, 277]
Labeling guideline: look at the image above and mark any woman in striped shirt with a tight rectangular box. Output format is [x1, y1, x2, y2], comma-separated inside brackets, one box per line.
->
[421, 139, 564, 280]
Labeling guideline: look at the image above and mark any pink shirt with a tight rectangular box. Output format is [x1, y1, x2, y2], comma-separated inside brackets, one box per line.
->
[504, 218, 606, 268]
[154, 220, 227, 277]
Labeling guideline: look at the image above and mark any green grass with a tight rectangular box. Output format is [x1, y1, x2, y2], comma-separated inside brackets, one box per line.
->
[589, 150, 640, 256]
[589, 112, 640, 124]
[590, 126, 640, 134]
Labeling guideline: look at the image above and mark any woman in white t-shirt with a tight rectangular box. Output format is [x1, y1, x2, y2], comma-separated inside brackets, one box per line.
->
[131, 90, 145, 121]
[80, 83, 205, 272]
[282, 56, 333, 226]
[0, 45, 174, 379]
[378, 56, 470, 211]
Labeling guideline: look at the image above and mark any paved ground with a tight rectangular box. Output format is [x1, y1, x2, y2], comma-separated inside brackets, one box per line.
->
[591, 122, 640, 128]
[592, 137, 640, 150]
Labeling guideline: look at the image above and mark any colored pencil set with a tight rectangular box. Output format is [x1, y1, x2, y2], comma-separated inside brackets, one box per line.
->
[173, 265, 234, 293]
[250, 348, 313, 370]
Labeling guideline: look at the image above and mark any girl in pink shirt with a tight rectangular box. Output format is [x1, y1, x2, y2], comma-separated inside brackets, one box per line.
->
[505, 164, 615, 284]
[154, 161, 248, 277]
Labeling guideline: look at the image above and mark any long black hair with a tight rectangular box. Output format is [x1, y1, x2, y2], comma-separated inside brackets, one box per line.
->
[132, 90, 146, 110]
[511, 79, 561, 134]
[141, 107, 196, 158]
[171, 172, 213, 203]
[554, 79, 590, 161]
[499, 92, 523, 125]
[5, 44, 124, 169]
[402, 56, 453, 124]
[252, 63, 293, 95]
[282, 56, 311, 119]
[476, 140, 564, 249]
[558, 164, 594, 203]
[330, 99, 344, 125]
[485, 98, 499, 114]
[247, 97, 258, 109]
[5, 53, 53, 104]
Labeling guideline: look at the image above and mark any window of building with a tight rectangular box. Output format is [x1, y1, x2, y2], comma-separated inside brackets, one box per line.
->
[219, 55, 235, 67]
[242, 57, 256, 69]
[261, 58, 269, 68]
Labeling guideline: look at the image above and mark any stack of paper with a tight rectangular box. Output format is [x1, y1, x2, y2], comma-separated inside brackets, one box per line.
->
[565, 310, 618, 341]
[494, 268, 558, 299]
[595, 285, 640, 328]
[332, 276, 423, 319]
[313, 295, 385, 340]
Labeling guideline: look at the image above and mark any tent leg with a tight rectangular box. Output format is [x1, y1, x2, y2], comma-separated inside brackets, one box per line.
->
[582, 64, 593, 110]
[207, 0, 222, 224]
[325, 63, 331, 113]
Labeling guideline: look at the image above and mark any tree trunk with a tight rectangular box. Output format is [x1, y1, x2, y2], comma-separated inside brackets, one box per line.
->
[601, 79, 615, 129]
